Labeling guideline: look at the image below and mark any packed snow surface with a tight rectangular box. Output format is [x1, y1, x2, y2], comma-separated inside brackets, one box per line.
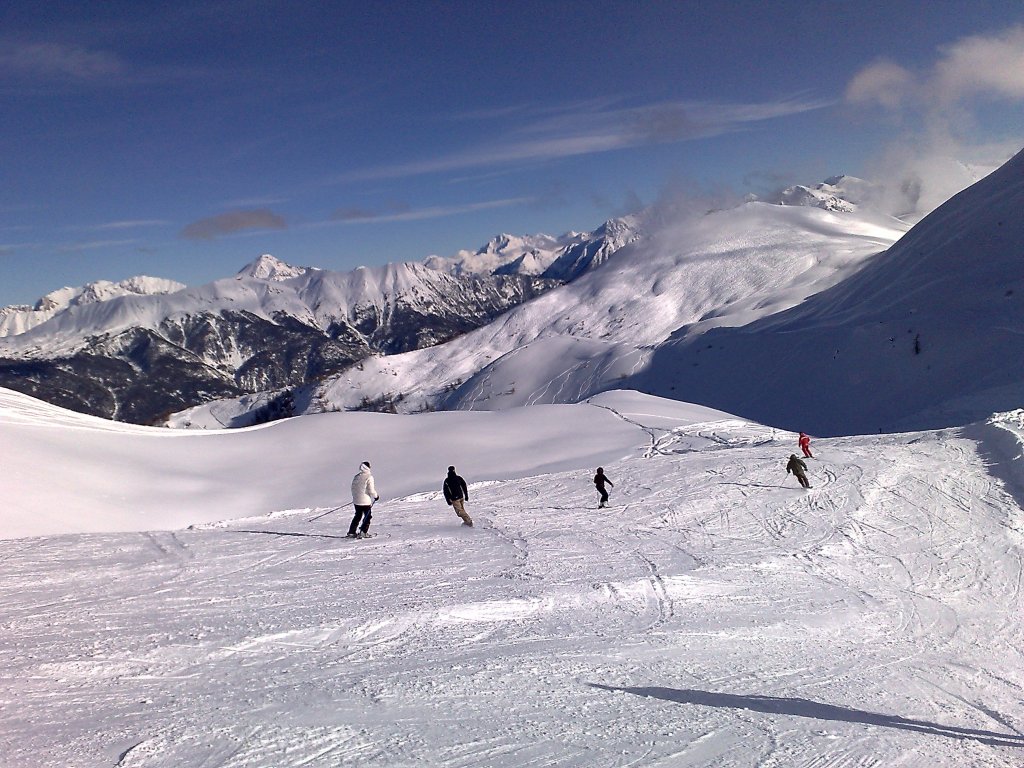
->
[3, 387, 1024, 766]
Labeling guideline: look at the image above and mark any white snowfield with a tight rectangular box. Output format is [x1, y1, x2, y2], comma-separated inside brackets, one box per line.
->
[3, 388, 1024, 766]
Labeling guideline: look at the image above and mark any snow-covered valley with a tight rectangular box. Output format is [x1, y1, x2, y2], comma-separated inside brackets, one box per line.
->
[3, 388, 1024, 766]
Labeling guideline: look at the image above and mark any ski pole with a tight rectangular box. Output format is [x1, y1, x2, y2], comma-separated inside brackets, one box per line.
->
[307, 502, 351, 522]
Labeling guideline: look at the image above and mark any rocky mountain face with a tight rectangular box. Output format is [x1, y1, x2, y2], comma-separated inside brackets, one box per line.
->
[0, 257, 559, 424]
[539, 216, 643, 281]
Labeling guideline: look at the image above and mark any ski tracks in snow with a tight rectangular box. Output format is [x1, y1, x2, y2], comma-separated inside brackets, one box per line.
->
[3, 424, 1024, 766]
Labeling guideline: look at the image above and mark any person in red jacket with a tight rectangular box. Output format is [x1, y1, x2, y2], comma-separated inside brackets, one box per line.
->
[798, 432, 813, 458]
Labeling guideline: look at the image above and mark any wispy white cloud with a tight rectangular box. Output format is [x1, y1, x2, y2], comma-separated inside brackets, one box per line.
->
[180, 209, 287, 240]
[0, 41, 124, 82]
[57, 238, 138, 253]
[846, 25, 1024, 112]
[333, 95, 831, 184]
[90, 219, 170, 231]
[222, 196, 289, 209]
[0, 38, 219, 88]
[933, 26, 1024, 105]
[844, 26, 1024, 218]
[845, 60, 917, 110]
[331, 197, 533, 225]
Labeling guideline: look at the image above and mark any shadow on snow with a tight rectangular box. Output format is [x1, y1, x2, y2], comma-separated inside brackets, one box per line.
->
[231, 529, 352, 540]
[590, 685, 1024, 748]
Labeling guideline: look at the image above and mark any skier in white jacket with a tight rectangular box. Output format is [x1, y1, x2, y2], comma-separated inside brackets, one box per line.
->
[347, 461, 379, 538]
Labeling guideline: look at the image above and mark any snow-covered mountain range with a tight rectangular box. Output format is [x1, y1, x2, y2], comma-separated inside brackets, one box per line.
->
[172, 150, 1024, 436]
[6, 151, 1021, 435]
[627, 146, 1024, 434]
[424, 232, 580, 276]
[422, 215, 643, 281]
[0, 214, 651, 423]
[169, 178, 910, 430]
[0, 257, 557, 423]
[0, 275, 187, 336]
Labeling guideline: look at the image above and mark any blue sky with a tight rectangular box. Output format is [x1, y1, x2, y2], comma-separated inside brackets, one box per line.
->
[2, 1, 1023, 306]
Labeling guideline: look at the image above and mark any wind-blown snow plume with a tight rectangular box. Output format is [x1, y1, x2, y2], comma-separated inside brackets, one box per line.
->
[846, 26, 1024, 220]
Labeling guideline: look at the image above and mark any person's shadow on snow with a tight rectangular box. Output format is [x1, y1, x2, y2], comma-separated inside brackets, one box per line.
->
[589, 685, 1024, 748]
[232, 529, 351, 540]
[716, 481, 789, 489]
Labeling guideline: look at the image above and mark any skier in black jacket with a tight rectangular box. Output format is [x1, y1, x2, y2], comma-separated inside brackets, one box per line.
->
[786, 454, 812, 488]
[443, 466, 473, 527]
[594, 467, 614, 508]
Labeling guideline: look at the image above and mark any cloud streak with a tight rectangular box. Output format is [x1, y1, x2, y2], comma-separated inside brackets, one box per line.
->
[180, 210, 287, 240]
[0, 41, 124, 82]
[90, 219, 170, 231]
[331, 197, 533, 225]
[57, 238, 138, 253]
[0, 37, 220, 89]
[333, 95, 831, 184]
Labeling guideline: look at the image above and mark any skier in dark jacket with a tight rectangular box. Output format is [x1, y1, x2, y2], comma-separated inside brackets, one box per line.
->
[786, 454, 812, 488]
[443, 466, 473, 527]
[594, 467, 614, 508]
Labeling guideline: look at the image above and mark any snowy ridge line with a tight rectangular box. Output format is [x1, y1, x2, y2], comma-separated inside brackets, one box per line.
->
[0, 387, 667, 539]
[585, 399, 663, 457]
[964, 411, 1024, 535]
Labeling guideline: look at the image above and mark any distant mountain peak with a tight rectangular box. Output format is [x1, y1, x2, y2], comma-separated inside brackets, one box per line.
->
[32, 276, 186, 313]
[477, 233, 516, 254]
[539, 215, 643, 281]
[759, 175, 877, 213]
[238, 254, 311, 281]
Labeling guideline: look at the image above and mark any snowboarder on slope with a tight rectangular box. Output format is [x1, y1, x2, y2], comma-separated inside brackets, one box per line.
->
[786, 454, 812, 488]
[443, 466, 473, 527]
[347, 461, 379, 538]
[798, 431, 814, 458]
[594, 467, 614, 508]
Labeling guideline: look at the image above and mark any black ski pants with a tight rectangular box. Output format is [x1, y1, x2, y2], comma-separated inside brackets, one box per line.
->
[348, 504, 373, 535]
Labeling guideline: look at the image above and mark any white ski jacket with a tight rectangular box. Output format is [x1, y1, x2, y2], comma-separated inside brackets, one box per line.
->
[351, 463, 378, 506]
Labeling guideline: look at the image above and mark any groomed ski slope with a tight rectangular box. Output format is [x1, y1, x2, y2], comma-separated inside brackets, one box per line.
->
[3, 391, 1024, 766]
